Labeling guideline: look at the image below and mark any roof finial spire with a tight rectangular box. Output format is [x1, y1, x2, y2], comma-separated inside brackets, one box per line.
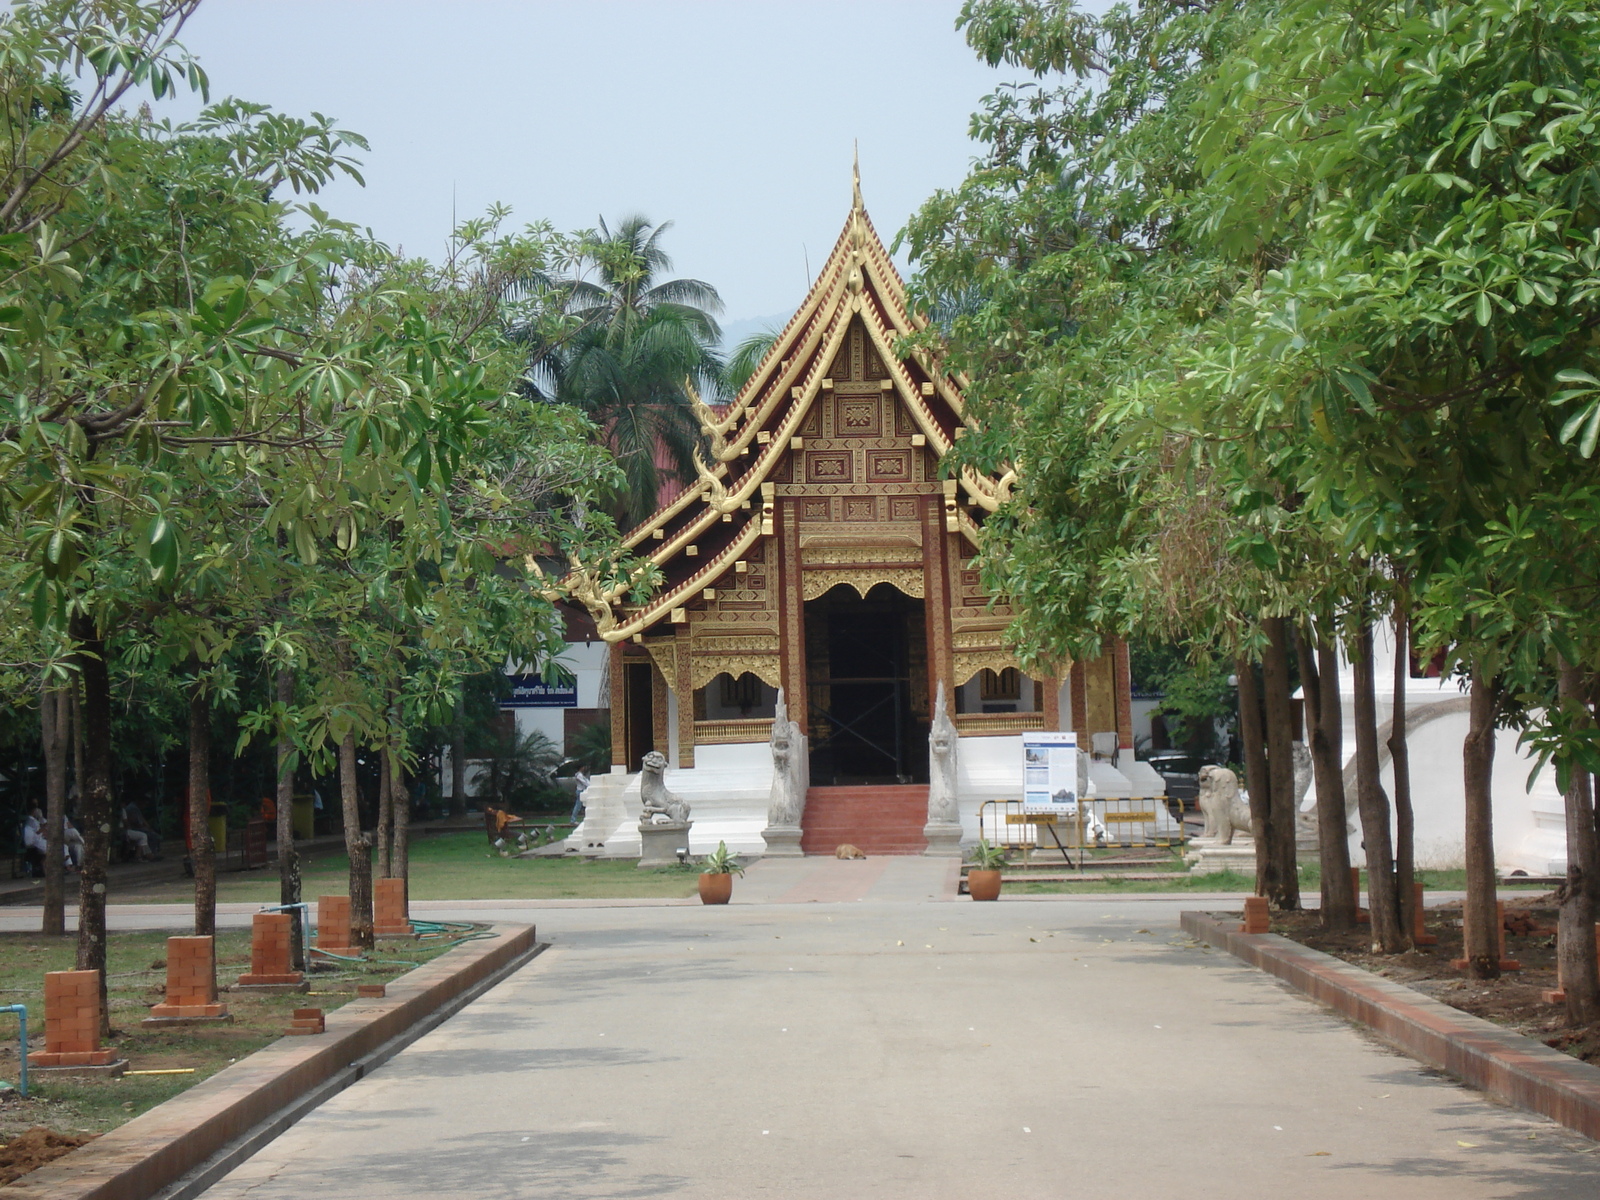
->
[852, 142, 863, 213]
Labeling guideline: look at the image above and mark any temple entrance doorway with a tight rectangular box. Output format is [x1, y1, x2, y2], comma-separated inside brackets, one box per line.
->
[804, 583, 929, 785]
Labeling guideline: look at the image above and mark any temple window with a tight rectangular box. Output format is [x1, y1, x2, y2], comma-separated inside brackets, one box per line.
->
[695, 672, 778, 720]
[956, 668, 1042, 715]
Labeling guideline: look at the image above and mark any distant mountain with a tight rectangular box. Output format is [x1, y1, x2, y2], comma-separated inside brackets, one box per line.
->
[718, 312, 791, 357]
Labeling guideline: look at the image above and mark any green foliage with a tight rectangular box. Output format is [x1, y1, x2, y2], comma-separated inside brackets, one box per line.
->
[966, 837, 1009, 870]
[698, 839, 743, 876]
[567, 719, 613, 776]
[0, 2, 649, 840]
[1131, 641, 1235, 752]
[479, 728, 563, 812]
[525, 215, 726, 527]
[907, 0, 1600, 778]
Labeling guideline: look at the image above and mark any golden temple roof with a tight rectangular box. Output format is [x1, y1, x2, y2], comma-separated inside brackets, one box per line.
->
[561, 174, 1013, 643]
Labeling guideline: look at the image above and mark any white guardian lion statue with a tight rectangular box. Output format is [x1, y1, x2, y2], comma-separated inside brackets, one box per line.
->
[639, 751, 691, 826]
[1197, 764, 1252, 845]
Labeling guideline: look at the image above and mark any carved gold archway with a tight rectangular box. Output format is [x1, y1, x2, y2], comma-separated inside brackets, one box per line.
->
[800, 568, 925, 602]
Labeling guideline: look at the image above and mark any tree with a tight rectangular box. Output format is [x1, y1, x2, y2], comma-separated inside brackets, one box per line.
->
[528, 215, 725, 525]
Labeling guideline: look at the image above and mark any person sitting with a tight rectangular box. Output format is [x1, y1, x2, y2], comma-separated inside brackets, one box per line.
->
[121, 800, 161, 861]
[55, 814, 85, 872]
[21, 808, 46, 877]
[483, 805, 528, 855]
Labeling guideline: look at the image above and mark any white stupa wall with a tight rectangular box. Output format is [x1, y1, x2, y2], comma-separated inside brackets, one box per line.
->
[1346, 713, 1568, 876]
[1328, 622, 1568, 876]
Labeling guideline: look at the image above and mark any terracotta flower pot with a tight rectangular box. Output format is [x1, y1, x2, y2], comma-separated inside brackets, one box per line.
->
[699, 872, 734, 905]
[967, 869, 1003, 901]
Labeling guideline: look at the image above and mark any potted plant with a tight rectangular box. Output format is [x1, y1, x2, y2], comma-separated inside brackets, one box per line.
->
[966, 838, 1008, 901]
[697, 840, 744, 905]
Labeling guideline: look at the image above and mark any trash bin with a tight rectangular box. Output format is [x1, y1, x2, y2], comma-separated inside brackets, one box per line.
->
[292, 795, 315, 841]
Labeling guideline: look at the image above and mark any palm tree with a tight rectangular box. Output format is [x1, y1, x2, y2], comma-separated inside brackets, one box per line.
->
[527, 216, 725, 527]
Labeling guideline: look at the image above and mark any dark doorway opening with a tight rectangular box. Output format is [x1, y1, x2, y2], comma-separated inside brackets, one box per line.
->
[805, 583, 928, 784]
[624, 661, 654, 772]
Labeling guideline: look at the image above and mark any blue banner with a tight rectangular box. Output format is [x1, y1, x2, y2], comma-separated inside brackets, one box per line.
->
[499, 675, 578, 708]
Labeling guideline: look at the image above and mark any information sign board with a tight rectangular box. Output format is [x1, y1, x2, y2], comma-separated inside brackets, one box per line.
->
[1021, 731, 1078, 816]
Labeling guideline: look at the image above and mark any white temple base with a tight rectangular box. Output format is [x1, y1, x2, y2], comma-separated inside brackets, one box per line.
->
[923, 822, 963, 857]
[760, 826, 804, 857]
[1185, 840, 1258, 876]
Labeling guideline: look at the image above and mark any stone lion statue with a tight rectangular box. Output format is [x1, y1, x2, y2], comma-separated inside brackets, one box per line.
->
[1198, 764, 1252, 845]
[639, 751, 690, 825]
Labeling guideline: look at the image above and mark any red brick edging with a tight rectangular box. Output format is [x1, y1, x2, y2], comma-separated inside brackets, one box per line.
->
[1181, 911, 1600, 1142]
[13, 922, 540, 1200]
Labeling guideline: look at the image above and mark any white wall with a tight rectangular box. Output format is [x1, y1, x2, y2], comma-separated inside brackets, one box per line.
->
[506, 639, 609, 752]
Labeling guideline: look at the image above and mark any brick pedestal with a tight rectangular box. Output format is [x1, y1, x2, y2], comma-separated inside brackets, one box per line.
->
[30, 970, 120, 1069]
[1542, 923, 1600, 1005]
[315, 895, 358, 958]
[147, 936, 231, 1024]
[236, 912, 306, 988]
[288, 1007, 325, 1035]
[372, 878, 414, 939]
[1452, 900, 1522, 972]
[1412, 882, 1438, 946]
[1240, 896, 1270, 934]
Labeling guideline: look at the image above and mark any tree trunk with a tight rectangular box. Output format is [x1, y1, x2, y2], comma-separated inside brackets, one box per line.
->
[1391, 601, 1416, 945]
[275, 667, 303, 971]
[1261, 618, 1301, 910]
[41, 686, 69, 936]
[1556, 662, 1599, 1023]
[70, 612, 114, 1037]
[1236, 655, 1273, 894]
[69, 677, 85, 820]
[376, 743, 393, 879]
[189, 672, 216, 938]
[1298, 627, 1356, 929]
[340, 732, 374, 949]
[450, 694, 467, 817]
[1352, 619, 1405, 952]
[393, 746, 411, 893]
[1462, 664, 1501, 979]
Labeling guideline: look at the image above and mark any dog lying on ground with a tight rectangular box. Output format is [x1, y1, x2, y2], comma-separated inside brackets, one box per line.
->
[835, 844, 866, 859]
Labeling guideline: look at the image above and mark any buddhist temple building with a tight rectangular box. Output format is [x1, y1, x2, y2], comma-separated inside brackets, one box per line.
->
[562, 173, 1151, 857]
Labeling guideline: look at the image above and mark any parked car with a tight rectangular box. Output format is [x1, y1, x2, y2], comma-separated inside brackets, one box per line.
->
[1144, 750, 1223, 810]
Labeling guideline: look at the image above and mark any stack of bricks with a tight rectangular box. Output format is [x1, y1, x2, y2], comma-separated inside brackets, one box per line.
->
[1451, 900, 1523, 973]
[288, 1007, 325, 1036]
[1541, 923, 1600, 1005]
[147, 936, 229, 1022]
[315, 895, 358, 958]
[30, 971, 116, 1068]
[1240, 896, 1270, 934]
[356, 983, 387, 999]
[237, 912, 305, 987]
[372, 878, 414, 939]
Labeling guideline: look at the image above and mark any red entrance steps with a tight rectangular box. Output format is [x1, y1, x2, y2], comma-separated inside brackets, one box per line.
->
[799, 785, 929, 856]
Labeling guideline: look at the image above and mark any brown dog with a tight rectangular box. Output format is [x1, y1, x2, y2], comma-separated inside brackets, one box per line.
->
[835, 844, 866, 860]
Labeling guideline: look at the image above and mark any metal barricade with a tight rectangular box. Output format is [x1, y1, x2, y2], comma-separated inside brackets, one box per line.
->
[979, 796, 1187, 860]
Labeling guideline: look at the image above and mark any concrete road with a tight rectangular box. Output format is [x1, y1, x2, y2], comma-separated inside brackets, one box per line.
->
[180, 861, 1598, 1200]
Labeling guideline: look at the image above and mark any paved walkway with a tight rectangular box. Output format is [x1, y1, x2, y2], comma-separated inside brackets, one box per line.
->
[147, 858, 1598, 1199]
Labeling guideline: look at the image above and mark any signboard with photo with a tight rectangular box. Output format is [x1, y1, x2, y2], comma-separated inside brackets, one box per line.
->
[1021, 731, 1078, 815]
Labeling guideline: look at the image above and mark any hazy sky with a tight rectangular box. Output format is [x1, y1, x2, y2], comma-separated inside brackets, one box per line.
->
[162, 1, 1021, 333]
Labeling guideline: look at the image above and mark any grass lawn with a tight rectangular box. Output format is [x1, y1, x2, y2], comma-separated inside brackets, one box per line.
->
[0, 925, 464, 1157]
[115, 832, 701, 905]
[1009, 863, 1556, 895]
